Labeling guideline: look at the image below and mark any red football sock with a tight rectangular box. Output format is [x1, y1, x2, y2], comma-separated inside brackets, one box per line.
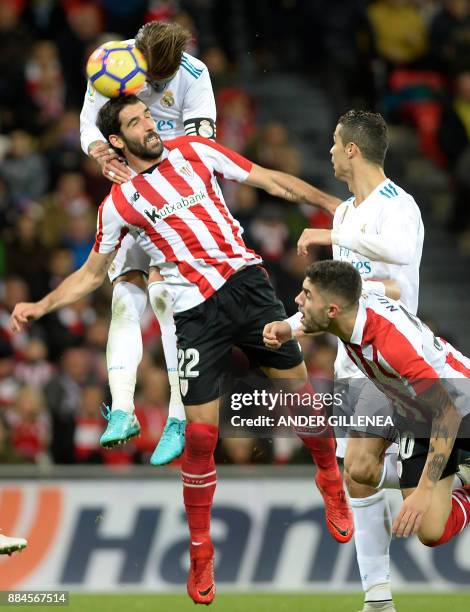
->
[181, 423, 218, 543]
[427, 486, 470, 547]
[293, 381, 341, 483]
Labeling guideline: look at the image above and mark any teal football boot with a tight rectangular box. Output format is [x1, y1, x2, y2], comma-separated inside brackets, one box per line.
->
[150, 417, 186, 465]
[100, 406, 141, 448]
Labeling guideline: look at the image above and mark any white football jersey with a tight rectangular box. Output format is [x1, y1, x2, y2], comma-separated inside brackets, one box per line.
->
[332, 179, 424, 378]
[80, 43, 216, 153]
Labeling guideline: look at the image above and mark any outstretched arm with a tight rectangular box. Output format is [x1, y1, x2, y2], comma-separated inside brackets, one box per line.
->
[245, 164, 341, 215]
[10, 250, 115, 332]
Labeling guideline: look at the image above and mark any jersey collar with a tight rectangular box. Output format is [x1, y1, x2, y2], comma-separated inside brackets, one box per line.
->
[140, 147, 169, 174]
[349, 296, 368, 345]
[350, 178, 390, 208]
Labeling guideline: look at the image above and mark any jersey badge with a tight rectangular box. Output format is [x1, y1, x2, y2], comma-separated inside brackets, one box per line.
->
[177, 163, 194, 180]
[198, 119, 215, 138]
[360, 224, 367, 233]
[180, 378, 188, 397]
[160, 90, 175, 108]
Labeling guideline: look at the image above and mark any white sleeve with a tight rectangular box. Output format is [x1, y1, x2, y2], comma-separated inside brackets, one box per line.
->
[362, 280, 386, 295]
[182, 67, 217, 138]
[93, 194, 129, 254]
[182, 67, 217, 122]
[80, 82, 111, 154]
[331, 197, 421, 265]
[286, 311, 303, 332]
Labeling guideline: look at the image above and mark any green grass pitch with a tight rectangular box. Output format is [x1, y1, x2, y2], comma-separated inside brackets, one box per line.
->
[7, 593, 470, 612]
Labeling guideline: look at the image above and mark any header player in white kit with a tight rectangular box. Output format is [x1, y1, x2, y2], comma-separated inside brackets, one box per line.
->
[80, 21, 217, 463]
[294, 111, 424, 612]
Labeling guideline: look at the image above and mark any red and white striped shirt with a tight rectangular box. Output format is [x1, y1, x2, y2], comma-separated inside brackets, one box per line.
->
[94, 136, 261, 312]
[344, 291, 470, 418]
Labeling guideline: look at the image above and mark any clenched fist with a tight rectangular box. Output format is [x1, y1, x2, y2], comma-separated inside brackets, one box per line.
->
[263, 320, 293, 349]
[297, 228, 332, 256]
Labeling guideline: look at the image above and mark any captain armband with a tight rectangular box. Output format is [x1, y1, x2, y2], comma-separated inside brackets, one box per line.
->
[184, 117, 216, 140]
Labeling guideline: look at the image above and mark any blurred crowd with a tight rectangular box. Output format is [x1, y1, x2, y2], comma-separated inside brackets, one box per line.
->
[0, 0, 469, 466]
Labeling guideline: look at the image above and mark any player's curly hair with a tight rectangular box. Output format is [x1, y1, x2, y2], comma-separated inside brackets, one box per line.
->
[135, 21, 192, 80]
[337, 110, 388, 166]
[305, 261, 362, 307]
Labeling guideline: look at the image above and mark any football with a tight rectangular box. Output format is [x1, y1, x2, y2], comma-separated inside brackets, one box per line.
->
[86, 41, 148, 98]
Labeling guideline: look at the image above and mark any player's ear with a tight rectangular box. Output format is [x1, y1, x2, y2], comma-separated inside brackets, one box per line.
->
[327, 303, 340, 319]
[109, 134, 124, 151]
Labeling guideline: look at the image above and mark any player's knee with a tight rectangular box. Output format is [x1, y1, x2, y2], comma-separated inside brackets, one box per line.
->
[417, 523, 446, 547]
[148, 281, 174, 317]
[114, 270, 147, 291]
[345, 451, 380, 487]
[111, 281, 147, 322]
[418, 533, 441, 547]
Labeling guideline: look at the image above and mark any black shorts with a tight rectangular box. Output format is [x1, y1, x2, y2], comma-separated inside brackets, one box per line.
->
[398, 415, 470, 488]
[174, 265, 303, 405]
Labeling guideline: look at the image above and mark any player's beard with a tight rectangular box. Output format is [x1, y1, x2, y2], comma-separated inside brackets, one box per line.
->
[123, 132, 164, 160]
[301, 309, 329, 334]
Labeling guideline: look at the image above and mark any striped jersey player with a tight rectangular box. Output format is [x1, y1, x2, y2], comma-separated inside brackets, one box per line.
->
[10, 96, 354, 606]
[94, 135, 261, 313]
[263, 260, 470, 550]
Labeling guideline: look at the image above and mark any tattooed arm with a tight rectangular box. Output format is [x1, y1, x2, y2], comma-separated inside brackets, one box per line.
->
[245, 164, 341, 214]
[393, 381, 461, 538]
[419, 382, 461, 489]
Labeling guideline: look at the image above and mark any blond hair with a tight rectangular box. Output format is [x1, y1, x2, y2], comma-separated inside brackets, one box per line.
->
[135, 21, 192, 79]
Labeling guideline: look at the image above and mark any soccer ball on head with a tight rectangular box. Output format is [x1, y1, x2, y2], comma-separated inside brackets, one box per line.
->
[86, 41, 148, 98]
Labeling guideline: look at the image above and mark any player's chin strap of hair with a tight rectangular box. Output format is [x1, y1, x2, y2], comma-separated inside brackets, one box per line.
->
[184, 118, 216, 140]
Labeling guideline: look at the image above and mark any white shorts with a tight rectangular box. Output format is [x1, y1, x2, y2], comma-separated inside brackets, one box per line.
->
[335, 379, 398, 459]
[108, 233, 158, 283]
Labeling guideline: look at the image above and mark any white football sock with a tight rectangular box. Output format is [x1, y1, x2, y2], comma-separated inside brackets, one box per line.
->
[107, 282, 147, 413]
[375, 453, 400, 490]
[350, 490, 393, 602]
[148, 281, 186, 421]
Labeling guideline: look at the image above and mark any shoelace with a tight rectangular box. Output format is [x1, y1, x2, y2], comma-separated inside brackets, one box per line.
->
[100, 404, 112, 421]
[100, 405, 129, 429]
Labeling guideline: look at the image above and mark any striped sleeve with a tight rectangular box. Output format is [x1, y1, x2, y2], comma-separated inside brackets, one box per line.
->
[189, 137, 253, 181]
[363, 308, 439, 392]
[93, 191, 129, 253]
